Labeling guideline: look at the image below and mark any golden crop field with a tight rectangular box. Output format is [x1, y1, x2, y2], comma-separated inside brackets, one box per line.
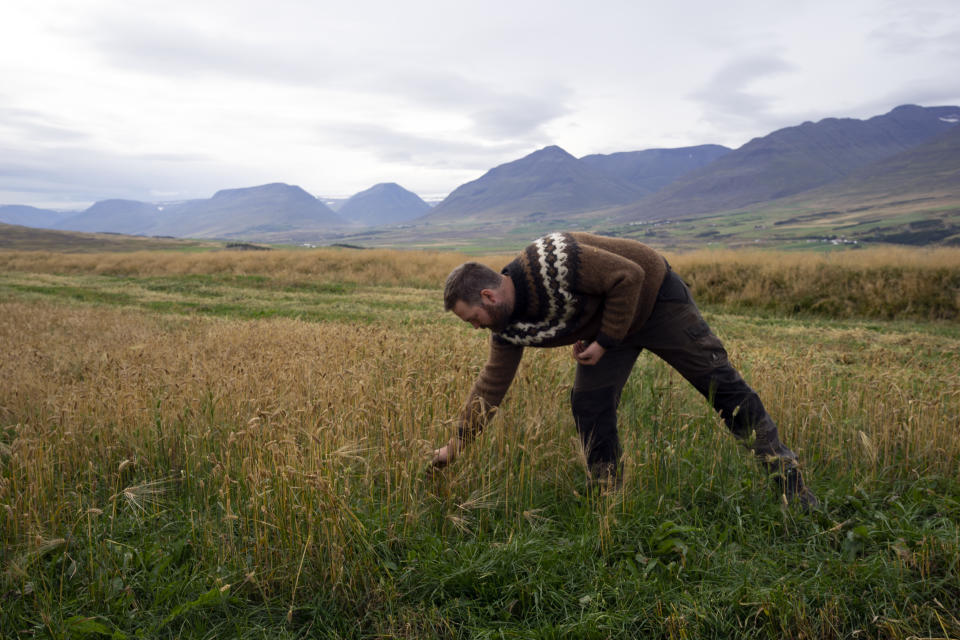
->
[1, 245, 959, 638]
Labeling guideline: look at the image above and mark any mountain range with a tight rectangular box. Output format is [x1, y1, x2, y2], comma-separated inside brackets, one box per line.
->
[0, 182, 433, 239]
[1, 184, 347, 239]
[2, 104, 959, 246]
[421, 143, 733, 223]
[608, 104, 960, 222]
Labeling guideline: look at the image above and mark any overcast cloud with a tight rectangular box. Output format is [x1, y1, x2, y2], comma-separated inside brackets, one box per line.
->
[1, 0, 959, 209]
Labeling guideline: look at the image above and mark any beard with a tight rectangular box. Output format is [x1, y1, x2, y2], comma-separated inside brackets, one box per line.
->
[482, 299, 513, 333]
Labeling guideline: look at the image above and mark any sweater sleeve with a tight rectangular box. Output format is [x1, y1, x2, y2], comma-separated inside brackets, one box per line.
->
[457, 337, 524, 441]
[574, 243, 646, 347]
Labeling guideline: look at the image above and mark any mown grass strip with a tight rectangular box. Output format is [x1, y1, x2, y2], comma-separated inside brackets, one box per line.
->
[0, 273, 439, 325]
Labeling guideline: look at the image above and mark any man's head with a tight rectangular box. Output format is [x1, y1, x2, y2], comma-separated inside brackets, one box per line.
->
[444, 262, 513, 332]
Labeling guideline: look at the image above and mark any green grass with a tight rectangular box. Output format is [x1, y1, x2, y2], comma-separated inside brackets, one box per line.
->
[3, 397, 957, 638]
[0, 272, 438, 325]
[2, 265, 959, 638]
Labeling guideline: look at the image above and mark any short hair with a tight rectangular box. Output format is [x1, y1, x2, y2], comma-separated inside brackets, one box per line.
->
[444, 262, 502, 310]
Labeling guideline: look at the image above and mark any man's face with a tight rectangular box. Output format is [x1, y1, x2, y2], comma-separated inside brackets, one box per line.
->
[451, 298, 512, 333]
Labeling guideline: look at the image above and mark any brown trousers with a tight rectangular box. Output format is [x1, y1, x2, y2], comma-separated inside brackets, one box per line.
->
[571, 269, 797, 478]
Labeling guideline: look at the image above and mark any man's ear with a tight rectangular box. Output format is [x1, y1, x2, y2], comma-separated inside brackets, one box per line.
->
[479, 288, 498, 305]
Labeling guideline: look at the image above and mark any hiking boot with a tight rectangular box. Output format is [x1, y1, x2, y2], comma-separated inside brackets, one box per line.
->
[586, 461, 623, 495]
[775, 464, 819, 511]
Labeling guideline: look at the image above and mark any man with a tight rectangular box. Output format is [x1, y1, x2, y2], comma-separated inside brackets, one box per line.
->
[433, 231, 817, 509]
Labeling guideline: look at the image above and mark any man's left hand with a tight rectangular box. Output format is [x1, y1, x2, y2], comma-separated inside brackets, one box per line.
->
[573, 340, 606, 365]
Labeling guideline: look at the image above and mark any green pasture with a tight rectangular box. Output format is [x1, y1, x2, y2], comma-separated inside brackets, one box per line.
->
[1, 264, 958, 639]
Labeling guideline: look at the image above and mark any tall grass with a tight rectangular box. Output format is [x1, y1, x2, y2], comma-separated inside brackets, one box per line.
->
[1, 245, 958, 320]
[0, 247, 491, 289]
[673, 247, 960, 320]
[2, 288, 958, 637]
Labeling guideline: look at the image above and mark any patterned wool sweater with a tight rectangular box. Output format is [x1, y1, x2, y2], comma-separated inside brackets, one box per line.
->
[457, 231, 668, 440]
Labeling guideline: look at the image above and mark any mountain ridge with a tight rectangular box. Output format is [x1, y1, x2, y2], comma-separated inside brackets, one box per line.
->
[421, 145, 642, 222]
[337, 183, 430, 226]
[155, 183, 344, 237]
[55, 199, 163, 235]
[0, 204, 71, 229]
[579, 144, 732, 196]
[613, 104, 960, 222]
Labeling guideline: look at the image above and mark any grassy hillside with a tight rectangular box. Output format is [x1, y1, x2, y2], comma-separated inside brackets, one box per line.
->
[594, 189, 960, 252]
[0, 222, 220, 252]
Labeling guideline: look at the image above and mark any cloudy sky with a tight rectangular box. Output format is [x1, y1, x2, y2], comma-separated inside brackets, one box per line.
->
[2, 0, 959, 209]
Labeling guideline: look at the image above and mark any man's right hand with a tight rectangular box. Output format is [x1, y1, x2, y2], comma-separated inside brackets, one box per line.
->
[430, 445, 453, 469]
[431, 445, 451, 467]
[431, 438, 460, 468]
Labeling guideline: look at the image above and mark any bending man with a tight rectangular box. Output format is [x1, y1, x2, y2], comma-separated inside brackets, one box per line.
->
[433, 232, 817, 509]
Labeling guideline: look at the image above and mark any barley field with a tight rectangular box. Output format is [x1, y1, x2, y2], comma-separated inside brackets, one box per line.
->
[1, 246, 959, 638]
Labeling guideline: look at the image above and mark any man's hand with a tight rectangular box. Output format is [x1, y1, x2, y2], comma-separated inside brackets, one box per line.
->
[573, 340, 606, 366]
[431, 437, 461, 468]
[431, 445, 453, 468]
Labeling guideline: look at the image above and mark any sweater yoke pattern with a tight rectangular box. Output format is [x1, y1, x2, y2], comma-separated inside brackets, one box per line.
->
[496, 232, 585, 346]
